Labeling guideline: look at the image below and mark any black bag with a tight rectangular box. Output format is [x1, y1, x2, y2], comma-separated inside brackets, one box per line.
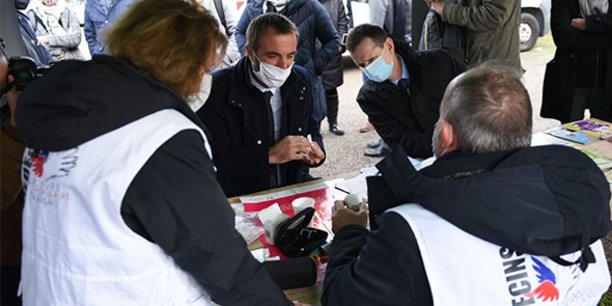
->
[541, 57, 573, 123]
[262, 257, 317, 289]
[275, 207, 328, 257]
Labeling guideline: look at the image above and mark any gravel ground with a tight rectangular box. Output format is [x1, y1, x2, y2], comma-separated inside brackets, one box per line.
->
[311, 34, 612, 300]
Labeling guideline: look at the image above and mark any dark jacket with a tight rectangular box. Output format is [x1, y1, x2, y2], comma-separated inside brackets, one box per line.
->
[319, 0, 348, 89]
[356, 40, 464, 158]
[1, 122, 24, 266]
[236, 0, 339, 77]
[441, 0, 521, 71]
[322, 146, 611, 305]
[15, 56, 291, 306]
[541, 0, 612, 123]
[197, 57, 325, 198]
[418, 0, 465, 65]
[236, 0, 340, 121]
[16, 11, 53, 66]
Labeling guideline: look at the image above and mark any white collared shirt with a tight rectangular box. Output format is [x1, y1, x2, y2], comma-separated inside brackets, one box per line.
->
[391, 56, 410, 87]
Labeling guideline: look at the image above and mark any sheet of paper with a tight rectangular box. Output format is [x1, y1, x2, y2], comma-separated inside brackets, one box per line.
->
[351, 2, 370, 27]
[545, 127, 597, 145]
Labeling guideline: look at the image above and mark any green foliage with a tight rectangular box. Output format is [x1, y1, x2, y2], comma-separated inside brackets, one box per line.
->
[533, 33, 556, 51]
[600, 292, 612, 306]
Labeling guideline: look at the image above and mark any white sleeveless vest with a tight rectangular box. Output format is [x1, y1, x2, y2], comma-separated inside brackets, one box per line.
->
[21, 110, 214, 306]
[388, 204, 611, 306]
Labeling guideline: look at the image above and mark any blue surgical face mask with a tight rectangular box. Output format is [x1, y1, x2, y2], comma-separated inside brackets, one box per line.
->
[360, 47, 393, 82]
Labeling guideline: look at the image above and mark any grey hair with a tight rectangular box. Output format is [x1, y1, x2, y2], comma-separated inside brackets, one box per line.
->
[246, 13, 299, 52]
[440, 62, 532, 154]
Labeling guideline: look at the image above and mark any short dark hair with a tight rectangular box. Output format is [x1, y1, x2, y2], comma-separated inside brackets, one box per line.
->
[441, 62, 532, 153]
[346, 24, 388, 52]
[246, 13, 299, 52]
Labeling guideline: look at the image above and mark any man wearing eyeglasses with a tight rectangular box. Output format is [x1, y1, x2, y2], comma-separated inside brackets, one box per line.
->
[346, 24, 464, 159]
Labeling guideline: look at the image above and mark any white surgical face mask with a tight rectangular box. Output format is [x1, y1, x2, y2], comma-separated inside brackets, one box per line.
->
[186, 73, 212, 112]
[251, 54, 293, 88]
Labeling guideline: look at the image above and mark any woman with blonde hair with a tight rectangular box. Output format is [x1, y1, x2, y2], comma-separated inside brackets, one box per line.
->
[15, 0, 293, 305]
[27, 0, 83, 60]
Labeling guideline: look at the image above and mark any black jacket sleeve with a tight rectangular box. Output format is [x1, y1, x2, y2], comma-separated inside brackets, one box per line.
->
[313, 1, 340, 75]
[551, 0, 612, 50]
[585, 9, 612, 34]
[357, 85, 433, 158]
[121, 130, 291, 306]
[322, 213, 432, 306]
[199, 73, 271, 183]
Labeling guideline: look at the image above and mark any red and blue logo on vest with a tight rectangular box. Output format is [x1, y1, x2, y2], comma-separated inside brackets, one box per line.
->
[30, 150, 49, 178]
[525, 256, 560, 302]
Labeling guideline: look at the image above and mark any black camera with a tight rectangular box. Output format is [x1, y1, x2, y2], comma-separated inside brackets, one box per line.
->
[2, 56, 49, 94]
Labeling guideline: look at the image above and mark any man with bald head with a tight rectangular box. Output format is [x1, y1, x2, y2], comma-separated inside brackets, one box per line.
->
[322, 63, 611, 305]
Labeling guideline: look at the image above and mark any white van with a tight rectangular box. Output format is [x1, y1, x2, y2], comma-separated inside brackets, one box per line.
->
[520, 0, 551, 51]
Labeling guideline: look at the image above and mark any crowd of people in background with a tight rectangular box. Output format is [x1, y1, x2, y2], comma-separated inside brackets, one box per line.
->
[9, 0, 612, 126]
[1, 0, 611, 305]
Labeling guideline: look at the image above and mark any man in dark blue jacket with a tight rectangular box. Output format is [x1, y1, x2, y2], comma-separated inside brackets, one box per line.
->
[198, 13, 325, 197]
[236, 0, 338, 122]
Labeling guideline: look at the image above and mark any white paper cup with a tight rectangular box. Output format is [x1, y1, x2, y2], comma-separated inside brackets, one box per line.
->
[344, 193, 362, 211]
[292, 197, 315, 213]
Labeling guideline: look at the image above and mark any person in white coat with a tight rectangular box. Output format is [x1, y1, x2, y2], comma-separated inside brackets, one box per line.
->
[200, 0, 241, 67]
